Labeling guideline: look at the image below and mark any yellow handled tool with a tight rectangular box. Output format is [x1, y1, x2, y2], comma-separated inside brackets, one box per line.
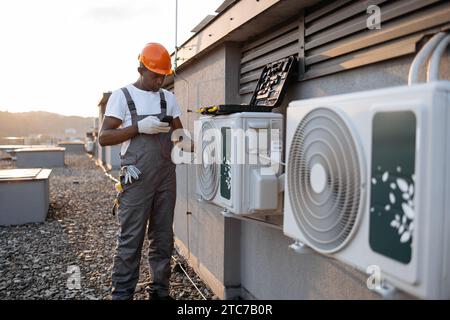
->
[208, 106, 218, 113]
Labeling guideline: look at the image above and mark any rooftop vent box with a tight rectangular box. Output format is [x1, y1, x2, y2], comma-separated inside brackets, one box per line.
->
[15, 147, 65, 168]
[0, 168, 52, 226]
[57, 141, 85, 154]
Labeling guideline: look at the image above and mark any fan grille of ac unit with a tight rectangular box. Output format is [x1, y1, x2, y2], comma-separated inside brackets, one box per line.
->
[198, 120, 219, 200]
[288, 107, 362, 253]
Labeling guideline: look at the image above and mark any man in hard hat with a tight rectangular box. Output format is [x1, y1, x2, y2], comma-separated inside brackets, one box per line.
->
[99, 42, 184, 300]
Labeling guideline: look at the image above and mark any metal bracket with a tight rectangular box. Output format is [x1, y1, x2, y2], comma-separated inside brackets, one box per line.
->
[289, 240, 314, 254]
[221, 208, 233, 217]
[372, 280, 398, 299]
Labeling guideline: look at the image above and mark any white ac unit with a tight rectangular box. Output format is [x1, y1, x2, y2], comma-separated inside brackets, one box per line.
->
[196, 112, 283, 215]
[284, 81, 450, 299]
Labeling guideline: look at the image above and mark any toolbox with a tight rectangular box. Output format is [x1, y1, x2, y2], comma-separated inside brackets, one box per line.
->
[198, 55, 297, 115]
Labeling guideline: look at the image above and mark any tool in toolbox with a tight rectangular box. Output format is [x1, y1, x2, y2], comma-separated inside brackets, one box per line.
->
[198, 55, 297, 115]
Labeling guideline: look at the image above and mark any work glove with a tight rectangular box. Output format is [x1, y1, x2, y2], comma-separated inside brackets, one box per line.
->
[122, 165, 142, 184]
[137, 116, 171, 134]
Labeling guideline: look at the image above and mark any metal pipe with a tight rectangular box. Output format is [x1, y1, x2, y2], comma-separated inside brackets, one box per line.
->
[408, 32, 446, 85]
[220, 209, 283, 231]
[427, 33, 450, 82]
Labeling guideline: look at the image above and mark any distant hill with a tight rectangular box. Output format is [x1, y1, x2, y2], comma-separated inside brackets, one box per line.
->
[0, 111, 95, 138]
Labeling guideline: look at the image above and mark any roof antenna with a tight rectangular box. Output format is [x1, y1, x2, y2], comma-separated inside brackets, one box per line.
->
[174, 0, 179, 71]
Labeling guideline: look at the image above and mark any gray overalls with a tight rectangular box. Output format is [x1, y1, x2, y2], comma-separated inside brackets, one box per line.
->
[111, 87, 176, 300]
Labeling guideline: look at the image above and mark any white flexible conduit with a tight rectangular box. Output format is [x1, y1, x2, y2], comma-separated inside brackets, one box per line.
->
[427, 33, 450, 82]
[408, 32, 447, 85]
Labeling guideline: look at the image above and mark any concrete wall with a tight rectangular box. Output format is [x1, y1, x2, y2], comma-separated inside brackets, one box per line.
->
[240, 222, 380, 299]
[173, 42, 450, 299]
[174, 43, 243, 299]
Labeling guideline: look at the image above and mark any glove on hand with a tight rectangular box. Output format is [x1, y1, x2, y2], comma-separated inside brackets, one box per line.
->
[137, 116, 171, 134]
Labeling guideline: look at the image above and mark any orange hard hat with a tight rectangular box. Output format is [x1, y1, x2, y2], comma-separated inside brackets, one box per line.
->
[138, 42, 173, 75]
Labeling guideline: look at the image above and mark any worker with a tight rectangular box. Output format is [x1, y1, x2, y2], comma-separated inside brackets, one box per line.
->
[99, 42, 184, 300]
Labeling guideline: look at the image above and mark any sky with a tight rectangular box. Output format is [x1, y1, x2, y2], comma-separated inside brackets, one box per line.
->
[0, 0, 224, 117]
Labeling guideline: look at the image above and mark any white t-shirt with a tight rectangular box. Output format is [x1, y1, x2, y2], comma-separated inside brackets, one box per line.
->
[104, 84, 182, 156]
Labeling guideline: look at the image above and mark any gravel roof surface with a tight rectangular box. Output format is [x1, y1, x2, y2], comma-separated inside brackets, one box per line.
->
[0, 154, 216, 300]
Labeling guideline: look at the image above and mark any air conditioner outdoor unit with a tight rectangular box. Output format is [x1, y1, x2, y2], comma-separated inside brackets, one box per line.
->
[196, 112, 283, 215]
[284, 81, 450, 299]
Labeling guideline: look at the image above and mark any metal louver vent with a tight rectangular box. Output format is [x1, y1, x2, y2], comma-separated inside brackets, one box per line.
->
[198, 120, 219, 200]
[288, 107, 363, 253]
